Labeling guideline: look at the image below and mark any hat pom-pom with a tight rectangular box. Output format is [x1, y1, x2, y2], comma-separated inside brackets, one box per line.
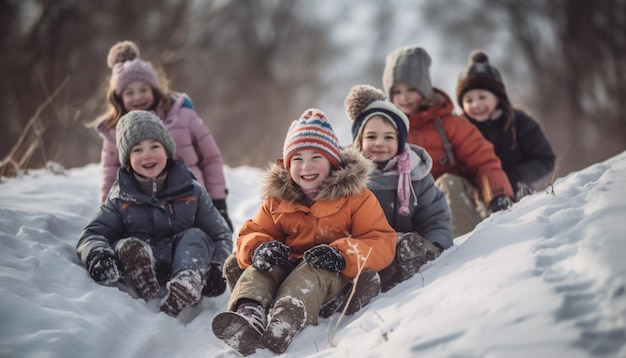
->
[470, 50, 489, 64]
[107, 41, 140, 68]
[344, 84, 386, 121]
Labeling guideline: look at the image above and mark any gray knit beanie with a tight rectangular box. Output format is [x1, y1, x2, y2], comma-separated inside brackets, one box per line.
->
[382, 46, 433, 100]
[116, 110, 176, 168]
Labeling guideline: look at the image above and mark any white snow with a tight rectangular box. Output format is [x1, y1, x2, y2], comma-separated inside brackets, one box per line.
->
[1, 151, 625, 358]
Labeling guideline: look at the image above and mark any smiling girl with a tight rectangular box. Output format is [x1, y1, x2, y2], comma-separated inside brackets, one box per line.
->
[457, 50, 555, 201]
[91, 41, 233, 231]
[346, 84, 452, 294]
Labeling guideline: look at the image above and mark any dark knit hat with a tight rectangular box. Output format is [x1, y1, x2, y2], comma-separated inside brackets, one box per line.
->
[383, 46, 433, 100]
[107, 41, 159, 95]
[456, 50, 508, 108]
[116, 110, 176, 168]
[345, 84, 409, 155]
[283, 108, 343, 170]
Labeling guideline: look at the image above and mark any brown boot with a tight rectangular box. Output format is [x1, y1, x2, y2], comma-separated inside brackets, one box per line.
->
[116, 238, 160, 300]
[212, 299, 267, 356]
[380, 233, 441, 292]
[160, 269, 203, 317]
[337, 268, 381, 315]
[262, 297, 306, 354]
[395, 232, 441, 281]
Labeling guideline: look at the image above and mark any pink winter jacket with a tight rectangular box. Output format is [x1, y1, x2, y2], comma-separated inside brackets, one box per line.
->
[97, 93, 227, 203]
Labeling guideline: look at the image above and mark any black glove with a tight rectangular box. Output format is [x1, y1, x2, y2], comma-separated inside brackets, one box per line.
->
[87, 250, 120, 284]
[304, 244, 346, 272]
[490, 195, 513, 212]
[252, 241, 290, 271]
[213, 199, 234, 232]
[202, 264, 227, 297]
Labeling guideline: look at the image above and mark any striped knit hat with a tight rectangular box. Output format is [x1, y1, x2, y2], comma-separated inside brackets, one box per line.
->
[283, 108, 343, 170]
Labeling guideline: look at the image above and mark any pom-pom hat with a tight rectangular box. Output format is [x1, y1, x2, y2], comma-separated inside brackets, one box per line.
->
[283, 109, 343, 171]
[107, 41, 159, 95]
[345, 84, 409, 155]
[116, 110, 176, 168]
[456, 50, 508, 108]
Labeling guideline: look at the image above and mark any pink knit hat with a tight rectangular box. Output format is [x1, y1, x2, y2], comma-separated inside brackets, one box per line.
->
[282, 108, 343, 171]
[107, 41, 159, 95]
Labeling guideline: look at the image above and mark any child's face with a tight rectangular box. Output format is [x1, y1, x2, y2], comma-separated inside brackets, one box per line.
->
[289, 149, 331, 191]
[129, 139, 168, 178]
[462, 89, 499, 122]
[390, 83, 423, 115]
[121, 81, 155, 112]
[361, 116, 399, 163]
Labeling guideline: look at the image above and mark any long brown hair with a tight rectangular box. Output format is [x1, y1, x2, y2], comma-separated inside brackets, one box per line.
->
[498, 98, 517, 150]
[87, 66, 172, 129]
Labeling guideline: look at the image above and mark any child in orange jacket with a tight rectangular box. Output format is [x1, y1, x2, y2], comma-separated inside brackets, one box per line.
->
[211, 108, 396, 355]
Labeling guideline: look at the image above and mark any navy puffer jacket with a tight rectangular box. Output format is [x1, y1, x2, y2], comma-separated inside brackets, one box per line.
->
[77, 159, 232, 278]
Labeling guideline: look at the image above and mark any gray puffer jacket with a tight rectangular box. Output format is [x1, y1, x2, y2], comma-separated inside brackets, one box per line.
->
[368, 144, 453, 250]
[77, 159, 233, 279]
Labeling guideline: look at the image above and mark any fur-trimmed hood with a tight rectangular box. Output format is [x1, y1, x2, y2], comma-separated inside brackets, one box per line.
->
[261, 146, 374, 203]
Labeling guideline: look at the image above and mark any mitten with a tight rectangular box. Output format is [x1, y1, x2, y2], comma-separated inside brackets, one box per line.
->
[87, 250, 120, 284]
[252, 241, 290, 271]
[202, 264, 227, 297]
[213, 199, 234, 232]
[490, 195, 513, 212]
[304, 244, 346, 272]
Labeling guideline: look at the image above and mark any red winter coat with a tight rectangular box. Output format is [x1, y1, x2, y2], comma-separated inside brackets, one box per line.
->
[97, 93, 227, 203]
[406, 88, 513, 202]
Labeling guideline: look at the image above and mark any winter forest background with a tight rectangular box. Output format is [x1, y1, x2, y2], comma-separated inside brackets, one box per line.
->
[1, 0, 625, 184]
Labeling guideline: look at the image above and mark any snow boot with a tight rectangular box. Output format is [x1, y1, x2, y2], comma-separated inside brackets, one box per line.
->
[262, 297, 306, 354]
[380, 233, 442, 292]
[160, 269, 203, 317]
[395, 232, 440, 281]
[116, 238, 160, 300]
[341, 268, 381, 315]
[212, 299, 267, 356]
[318, 287, 348, 318]
[319, 269, 381, 317]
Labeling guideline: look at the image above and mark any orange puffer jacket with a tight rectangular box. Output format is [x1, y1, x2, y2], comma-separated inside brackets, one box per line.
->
[406, 88, 513, 202]
[236, 147, 396, 280]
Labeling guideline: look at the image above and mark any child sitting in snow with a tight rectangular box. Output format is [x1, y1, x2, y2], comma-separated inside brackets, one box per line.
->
[92, 40, 233, 231]
[456, 50, 556, 201]
[345, 84, 454, 293]
[211, 108, 396, 355]
[76, 110, 233, 317]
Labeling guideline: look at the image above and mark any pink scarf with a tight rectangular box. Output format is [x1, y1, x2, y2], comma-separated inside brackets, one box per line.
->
[385, 145, 412, 216]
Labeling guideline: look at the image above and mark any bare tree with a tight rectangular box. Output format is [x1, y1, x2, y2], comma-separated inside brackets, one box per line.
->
[0, 0, 340, 174]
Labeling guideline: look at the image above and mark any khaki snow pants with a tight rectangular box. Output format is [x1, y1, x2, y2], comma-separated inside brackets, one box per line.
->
[227, 258, 349, 325]
[435, 173, 486, 237]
